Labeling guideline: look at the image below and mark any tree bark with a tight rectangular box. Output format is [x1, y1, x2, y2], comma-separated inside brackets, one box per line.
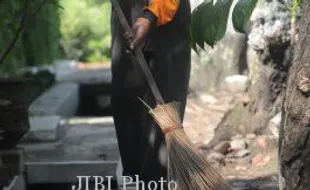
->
[235, 35, 248, 75]
[207, 0, 293, 147]
[279, 1, 310, 189]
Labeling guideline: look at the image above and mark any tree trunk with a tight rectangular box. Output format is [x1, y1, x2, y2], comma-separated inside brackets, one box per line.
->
[235, 35, 248, 75]
[279, 1, 310, 189]
[207, 0, 292, 147]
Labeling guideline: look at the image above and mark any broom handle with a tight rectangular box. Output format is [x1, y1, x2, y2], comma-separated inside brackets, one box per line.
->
[111, 0, 165, 104]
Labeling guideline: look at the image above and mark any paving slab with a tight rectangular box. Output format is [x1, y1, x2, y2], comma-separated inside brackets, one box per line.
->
[21, 116, 61, 142]
[18, 117, 119, 184]
[26, 161, 117, 184]
[28, 83, 79, 117]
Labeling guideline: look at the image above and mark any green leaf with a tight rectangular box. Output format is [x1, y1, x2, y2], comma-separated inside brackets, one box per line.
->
[232, 0, 258, 33]
[202, 0, 232, 47]
[190, 0, 213, 50]
[190, 28, 199, 54]
[190, 0, 232, 48]
[201, 0, 216, 47]
[212, 0, 233, 41]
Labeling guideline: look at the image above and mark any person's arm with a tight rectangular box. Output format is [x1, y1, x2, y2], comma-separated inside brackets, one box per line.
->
[126, 0, 180, 50]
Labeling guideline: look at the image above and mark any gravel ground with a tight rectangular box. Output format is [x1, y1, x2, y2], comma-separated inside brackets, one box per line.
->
[183, 90, 279, 190]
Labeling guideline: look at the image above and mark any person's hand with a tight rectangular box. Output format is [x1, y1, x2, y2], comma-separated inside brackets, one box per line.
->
[124, 17, 151, 53]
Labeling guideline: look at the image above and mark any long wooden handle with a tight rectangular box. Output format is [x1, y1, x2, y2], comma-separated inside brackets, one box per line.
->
[111, 0, 165, 104]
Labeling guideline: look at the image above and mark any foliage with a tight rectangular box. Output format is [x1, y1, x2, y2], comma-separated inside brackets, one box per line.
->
[285, 0, 302, 22]
[59, 0, 111, 63]
[0, 0, 26, 74]
[0, 0, 61, 74]
[23, 0, 61, 67]
[191, 0, 258, 51]
[232, 0, 258, 33]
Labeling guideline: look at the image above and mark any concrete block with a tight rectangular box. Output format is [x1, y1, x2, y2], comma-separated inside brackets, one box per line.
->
[3, 176, 26, 190]
[21, 116, 61, 142]
[224, 75, 248, 92]
[20, 120, 119, 184]
[29, 83, 79, 117]
[58, 68, 112, 84]
[26, 161, 117, 184]
[67, 116, 114, 125]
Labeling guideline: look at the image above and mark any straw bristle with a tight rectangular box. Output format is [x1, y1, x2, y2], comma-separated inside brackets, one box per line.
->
[149, 103, 232, 190]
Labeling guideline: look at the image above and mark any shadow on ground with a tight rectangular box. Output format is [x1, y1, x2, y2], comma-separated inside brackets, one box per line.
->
[229, 174, 278, 190]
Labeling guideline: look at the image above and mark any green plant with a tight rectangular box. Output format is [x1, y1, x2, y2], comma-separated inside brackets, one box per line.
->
[285, 0, 302, 45]
[285, 0, 302, 22]
[191, 0, 258, 51]
[0, 0, 61, 74]
[59, 0, 111, 63]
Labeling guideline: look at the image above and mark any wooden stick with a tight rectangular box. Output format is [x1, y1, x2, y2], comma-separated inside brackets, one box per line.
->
[111, 0, 165, 104]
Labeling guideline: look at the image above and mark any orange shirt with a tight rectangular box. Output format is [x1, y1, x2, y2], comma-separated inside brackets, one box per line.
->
[144, 0, 180, 26]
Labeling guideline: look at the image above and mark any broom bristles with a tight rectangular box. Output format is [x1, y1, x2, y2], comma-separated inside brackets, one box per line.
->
[148, 102, 232, 190]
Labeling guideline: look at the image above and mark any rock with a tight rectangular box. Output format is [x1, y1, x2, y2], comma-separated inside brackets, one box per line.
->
[246, 133, 256, 140]
[237, 94, 251, 104]
[225, 152, 236, 159]
[207, 152, 225, 163]
[235, 149, 251, 158]
[230, 139, 247, 151]
[200, 94, 217, 104]
[231, 134, 244, 140]
[252, 154, 271, 166]
[268, 112, 281, 139]
[224, 75, 248, 92]
[257, 135, 268, 150]
[213, 141, 231, 154]
[197, 140, 211, 150]
[235, 166, 248, 171]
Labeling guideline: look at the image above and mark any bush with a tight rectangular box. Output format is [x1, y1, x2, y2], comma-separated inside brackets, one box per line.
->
[59, 0, 111, 63]
[23, 2, 61, 67]
[0, 0, 61, 75]
[0, 1, 27, 74]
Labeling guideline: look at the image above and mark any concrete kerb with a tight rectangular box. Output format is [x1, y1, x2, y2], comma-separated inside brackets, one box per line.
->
[28, 82, 79, 117]
[21, 116, 61, 142]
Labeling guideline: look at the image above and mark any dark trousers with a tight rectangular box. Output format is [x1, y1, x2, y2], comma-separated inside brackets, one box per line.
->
[110, 7, 191, 185]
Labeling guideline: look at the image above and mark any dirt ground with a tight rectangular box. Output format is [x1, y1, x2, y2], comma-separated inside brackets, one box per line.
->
[183, 90, 279, 189]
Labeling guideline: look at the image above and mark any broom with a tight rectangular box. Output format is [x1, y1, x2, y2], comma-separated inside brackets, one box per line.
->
[111, 0, 232, 189]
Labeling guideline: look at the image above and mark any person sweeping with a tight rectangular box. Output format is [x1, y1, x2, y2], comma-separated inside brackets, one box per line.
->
[111, 0, 191, 188]
[111, 0, 231, 189]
